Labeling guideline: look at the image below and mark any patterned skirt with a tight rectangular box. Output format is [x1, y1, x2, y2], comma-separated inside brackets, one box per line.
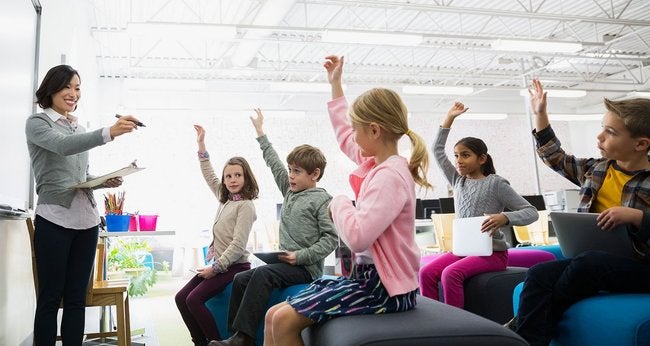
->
[286, 264, 417, 323]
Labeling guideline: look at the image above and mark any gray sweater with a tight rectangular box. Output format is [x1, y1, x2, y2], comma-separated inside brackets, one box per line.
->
[433, 127, 538, 251]
[257, 135, 338, 280]
[200, 159, 255, 273]
[25, 112, 106, 208]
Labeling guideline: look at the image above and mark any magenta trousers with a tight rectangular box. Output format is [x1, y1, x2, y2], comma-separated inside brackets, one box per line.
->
[418, 251, 508, 308]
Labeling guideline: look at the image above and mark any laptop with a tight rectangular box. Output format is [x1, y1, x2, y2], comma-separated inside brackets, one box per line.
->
[452, 216, 493, 256]
[549, 212, 635, 258]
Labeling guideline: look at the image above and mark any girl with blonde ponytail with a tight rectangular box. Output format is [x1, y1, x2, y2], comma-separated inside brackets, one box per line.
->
[264, 55, 428, 346]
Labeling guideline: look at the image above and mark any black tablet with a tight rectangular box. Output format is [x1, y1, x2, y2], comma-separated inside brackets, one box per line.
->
[253, 251, 287, 264]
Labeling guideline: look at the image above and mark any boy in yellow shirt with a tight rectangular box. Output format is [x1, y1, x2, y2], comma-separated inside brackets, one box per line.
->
[513, 79, 650, 345]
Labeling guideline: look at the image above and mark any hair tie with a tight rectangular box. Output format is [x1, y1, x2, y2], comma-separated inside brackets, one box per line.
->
[405, 129, 413, 137]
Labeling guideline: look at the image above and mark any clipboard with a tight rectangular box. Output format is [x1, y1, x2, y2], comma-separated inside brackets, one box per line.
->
[70, 160, 145, 189]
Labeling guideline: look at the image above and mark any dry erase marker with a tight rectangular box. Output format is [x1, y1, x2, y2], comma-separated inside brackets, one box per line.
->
[115, 114, 146, 127]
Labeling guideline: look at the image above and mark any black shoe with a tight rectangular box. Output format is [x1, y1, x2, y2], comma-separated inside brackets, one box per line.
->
[504, 317, 517, 332]
[208, 332, 253, 346]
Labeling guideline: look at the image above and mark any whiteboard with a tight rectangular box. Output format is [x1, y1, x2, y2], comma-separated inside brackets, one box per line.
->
[0, 1, 37, 210]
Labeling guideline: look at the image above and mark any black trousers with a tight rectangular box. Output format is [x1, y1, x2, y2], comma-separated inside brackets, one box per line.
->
[33, 215, 99, 346]
[228, 263, 312, 339]
[516, 250, 650, 346]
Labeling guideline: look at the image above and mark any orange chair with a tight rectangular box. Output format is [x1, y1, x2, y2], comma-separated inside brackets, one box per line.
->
[512, 210, 556, 246]
[431, 213, 455, 252]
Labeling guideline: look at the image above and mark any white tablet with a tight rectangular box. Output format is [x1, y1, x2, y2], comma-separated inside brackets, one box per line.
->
[452, 216, 493, 256]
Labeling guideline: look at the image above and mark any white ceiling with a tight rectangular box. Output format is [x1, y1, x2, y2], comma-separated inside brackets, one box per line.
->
[86, 0, 650, 113]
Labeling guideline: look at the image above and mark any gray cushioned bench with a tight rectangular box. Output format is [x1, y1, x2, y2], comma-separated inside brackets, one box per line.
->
[302, 295, 526, 346]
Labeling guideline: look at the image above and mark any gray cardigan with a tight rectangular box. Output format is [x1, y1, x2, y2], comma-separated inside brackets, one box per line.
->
[433, 127, 538, 251]
[25, 112, 106, 208]
[257, 135, 338, 280]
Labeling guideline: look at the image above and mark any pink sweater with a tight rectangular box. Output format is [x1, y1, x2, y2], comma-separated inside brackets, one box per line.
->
[327, 96, 420, 297]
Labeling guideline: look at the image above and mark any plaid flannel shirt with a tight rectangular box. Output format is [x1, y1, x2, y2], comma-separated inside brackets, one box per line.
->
[533, 126, 650, 257]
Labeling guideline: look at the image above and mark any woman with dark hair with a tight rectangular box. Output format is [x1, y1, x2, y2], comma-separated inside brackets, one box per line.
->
[26, 64, 141, 345]
[418, 102, 538, 308]
[175, 125, 260, 346]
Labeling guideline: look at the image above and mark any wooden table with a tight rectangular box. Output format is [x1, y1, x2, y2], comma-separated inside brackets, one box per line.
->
[96, 230, 176, 344]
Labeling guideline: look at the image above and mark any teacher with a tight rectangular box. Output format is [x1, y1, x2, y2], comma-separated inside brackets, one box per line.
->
[25, 64, 141, 345]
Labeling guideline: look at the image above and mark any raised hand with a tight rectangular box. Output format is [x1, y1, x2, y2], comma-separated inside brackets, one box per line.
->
[440, 101, 469, 128]
[250, 108, 265, 137]
[447, 102, 469, 119]
[193, 125, 207, 153]
[324, 55, 345, 99]
[324, 55, 344, 85]
[528, 79, 550, 131]
[193, 125, 206, 143]
[528, 79, 548, 116]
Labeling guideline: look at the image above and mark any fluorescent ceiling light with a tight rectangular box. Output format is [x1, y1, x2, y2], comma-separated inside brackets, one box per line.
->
[457, 113, 508, 120]
[548, 114, 602, 121]
[492, 39, 583, 53]
[403, 85, 474, 95]
[321, 30, 422, 46]
[627, 91, 650, 98]
[127, 22, 237, 40]
[261, 110, 306, 118]
[519, 89, 587, 98]
[269, 82, 345, 93]
[124, 78, 206, 91]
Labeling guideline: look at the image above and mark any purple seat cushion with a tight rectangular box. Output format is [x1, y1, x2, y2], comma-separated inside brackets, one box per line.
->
[507, 248, 556, 268]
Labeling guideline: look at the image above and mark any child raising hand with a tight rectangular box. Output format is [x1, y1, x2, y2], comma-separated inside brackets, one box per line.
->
[263, 55, 431, 345]
[418, 101, 538, 309]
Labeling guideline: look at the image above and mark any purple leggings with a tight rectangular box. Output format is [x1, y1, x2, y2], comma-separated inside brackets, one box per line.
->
[175, 262, 250, 345]
[419, 251, 508, 308]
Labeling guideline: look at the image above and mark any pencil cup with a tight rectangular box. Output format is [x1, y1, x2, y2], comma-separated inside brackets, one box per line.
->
[138, 215, 158, 231]
[105, 214, 131, 232]
[128, 215, 139, 232]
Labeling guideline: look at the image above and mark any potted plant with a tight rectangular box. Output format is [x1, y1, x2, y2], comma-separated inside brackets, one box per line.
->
[107, 239, 168, 296]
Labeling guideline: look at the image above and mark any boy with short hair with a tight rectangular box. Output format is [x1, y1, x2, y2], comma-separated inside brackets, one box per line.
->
[209, 109, 338, 346]
[513, 79, 650, 345]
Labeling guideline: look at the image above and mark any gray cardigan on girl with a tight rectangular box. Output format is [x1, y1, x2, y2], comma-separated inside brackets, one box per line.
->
[433, 127, 538, 251]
